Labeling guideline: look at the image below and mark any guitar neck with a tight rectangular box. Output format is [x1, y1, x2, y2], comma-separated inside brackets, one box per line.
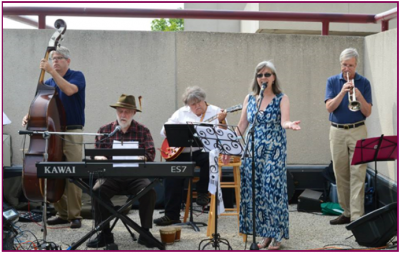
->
[203, 104, 242, 123]
[204, 115, 218, 123]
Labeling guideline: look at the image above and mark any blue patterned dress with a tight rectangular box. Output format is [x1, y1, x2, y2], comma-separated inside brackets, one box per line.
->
[239, 93, 289, 242]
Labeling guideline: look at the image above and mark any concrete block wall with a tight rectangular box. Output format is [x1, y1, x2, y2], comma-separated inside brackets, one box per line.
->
[2, 29, 397, 182]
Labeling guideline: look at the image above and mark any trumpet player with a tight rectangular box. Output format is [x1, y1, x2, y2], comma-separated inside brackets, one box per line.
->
[324, 48, 372, 225]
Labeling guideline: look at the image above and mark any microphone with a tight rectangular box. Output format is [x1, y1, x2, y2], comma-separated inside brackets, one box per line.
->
[108, 126, 121, 137]
[259, 82, 267, 96]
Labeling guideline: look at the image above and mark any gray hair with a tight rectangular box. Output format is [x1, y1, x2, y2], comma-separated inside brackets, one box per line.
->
[339, 48, 358, 64]
[50, 46, 70, 59]
[182, 86, 206, 105]
[251, 60, 282, 95]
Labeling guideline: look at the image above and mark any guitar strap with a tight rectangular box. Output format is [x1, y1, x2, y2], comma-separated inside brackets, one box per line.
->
[200, 103, 208, 122]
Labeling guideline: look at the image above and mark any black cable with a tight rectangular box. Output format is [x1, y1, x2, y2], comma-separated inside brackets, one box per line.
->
[37, 241, 62, 250]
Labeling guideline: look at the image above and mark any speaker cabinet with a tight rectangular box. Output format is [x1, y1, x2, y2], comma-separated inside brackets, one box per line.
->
[297, 189, 323, 212]
[346, 202, 397, 247]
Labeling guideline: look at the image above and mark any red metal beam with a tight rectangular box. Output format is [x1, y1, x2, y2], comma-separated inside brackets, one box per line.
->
[3, 15, 53, 29]
[3, 6, 396, 33]
[375, 7, 397, 22]
[3, 7, 377, 23]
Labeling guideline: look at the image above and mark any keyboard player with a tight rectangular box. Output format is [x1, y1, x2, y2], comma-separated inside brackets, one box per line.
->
[87, 94, 157, 249]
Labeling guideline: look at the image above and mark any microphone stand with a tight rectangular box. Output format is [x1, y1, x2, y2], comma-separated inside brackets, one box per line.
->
[241, 83, 266, 250]
[19, 130, 110, 137]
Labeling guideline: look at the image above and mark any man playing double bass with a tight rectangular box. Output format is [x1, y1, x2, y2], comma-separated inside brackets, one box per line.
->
[22, 46, 86, 229]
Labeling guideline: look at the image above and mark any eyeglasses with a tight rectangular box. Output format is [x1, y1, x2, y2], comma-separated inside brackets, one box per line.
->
[50, 56, 67, 61]
[341, 63, 355, 69]
[256, 73, 272, 78]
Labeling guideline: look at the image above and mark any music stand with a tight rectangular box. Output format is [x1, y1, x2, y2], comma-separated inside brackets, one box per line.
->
[165, 124, 203, 150]
[351, 134, 398, 209]
[164, 124, 207, 232]
[194, 123, 243, 250]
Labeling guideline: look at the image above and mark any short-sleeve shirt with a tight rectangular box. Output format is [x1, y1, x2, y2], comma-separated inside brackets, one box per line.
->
[325, 72, 372, 124]
[45, 69, 86, 126]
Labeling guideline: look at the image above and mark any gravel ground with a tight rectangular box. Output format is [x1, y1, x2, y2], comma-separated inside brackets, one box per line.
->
[12, 203, 397, 251]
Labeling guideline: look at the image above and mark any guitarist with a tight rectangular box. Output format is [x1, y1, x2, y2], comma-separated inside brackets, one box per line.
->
[154, 86, 227, 226]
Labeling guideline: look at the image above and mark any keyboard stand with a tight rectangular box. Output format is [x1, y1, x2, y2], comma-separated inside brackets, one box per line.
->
[68, 178, 165, 250]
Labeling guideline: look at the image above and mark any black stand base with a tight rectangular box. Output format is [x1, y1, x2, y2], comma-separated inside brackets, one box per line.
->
[198, 233, 233, 250]
[250, 242, 259, 250]
[197, 187, 232, 250]
[105, 243, 118, 250]
[242, 233, 259, 250]
[176, 221, 207, 232]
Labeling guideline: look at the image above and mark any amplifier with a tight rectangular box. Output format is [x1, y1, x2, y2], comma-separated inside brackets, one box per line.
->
[297, 189, 323, 212]
[346, 202, 397, 247]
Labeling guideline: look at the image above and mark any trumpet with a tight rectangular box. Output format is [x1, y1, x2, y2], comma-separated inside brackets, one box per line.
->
[347, 72, 361, 112]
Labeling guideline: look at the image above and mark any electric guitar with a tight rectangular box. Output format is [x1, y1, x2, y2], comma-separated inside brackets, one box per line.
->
[160, 104, 242, 160]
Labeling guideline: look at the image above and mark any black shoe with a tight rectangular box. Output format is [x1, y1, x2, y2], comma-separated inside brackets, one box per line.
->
[70, 219, 81, 229]
[47, 217, 69, 225]
[196, 193, 209, 206]
[330, 214, 351, 225]
[138, 230, 158, 248]
[86, 233, 114, 248]
[153, 215, 181, 226]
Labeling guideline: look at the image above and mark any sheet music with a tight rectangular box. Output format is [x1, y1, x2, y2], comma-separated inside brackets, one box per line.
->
[193, 123, 245, 215]
[3, 112, 11, 125]
[208, 149, 225, 215]
[112, 140, 141, 167]
[195, 125, 243, 155]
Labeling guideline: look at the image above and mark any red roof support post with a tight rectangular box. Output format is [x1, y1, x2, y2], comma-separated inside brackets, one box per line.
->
[381, 20, 389, 31]
[322, 21, 330, 35]
[38, 14, 46, 29]
[374, 7, 397, 32]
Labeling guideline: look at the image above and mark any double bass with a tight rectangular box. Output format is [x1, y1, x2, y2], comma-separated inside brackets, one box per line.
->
[22, 20, 67, 203]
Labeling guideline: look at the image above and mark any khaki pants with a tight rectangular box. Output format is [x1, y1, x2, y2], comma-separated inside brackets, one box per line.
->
[329, 125, 367, 220]
[53, 129, 83, 221]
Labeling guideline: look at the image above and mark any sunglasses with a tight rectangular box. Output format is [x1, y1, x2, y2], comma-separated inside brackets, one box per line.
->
[256, 73, 272, 78]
